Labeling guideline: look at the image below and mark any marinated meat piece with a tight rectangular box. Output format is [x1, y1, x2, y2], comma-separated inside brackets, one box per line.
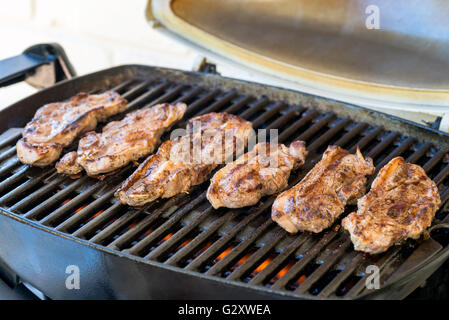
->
[56, 103, 186, 177]
[207, 140, 307, 209]
[342, 157, 441, 254]
[272, 145, 374, 233]
[17, 91, 127, 166]
[116, 112, 253, 207]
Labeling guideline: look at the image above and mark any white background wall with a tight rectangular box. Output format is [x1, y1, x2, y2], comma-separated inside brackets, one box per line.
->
[0, 0, 254, 109]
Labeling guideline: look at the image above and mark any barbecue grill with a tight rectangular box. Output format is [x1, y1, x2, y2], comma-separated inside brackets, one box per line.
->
[1, 0, 449, 300]
[0, 59, 448, 299]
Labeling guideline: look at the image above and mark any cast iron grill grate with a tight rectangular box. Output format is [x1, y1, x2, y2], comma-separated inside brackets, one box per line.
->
[0, 74, 449, 299]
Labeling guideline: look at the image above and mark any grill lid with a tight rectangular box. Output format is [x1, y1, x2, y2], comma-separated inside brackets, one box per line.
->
[146, 0, 449, 115]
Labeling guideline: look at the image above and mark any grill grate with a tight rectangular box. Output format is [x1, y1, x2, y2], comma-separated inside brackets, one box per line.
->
[1, 75, 449, 299]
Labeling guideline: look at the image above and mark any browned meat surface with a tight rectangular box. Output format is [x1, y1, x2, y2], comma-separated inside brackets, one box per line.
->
[55, 103, 186, 177]
[342, 157, 441, 254]
[116, 112, 253, 207]
[17, 91, 127, 167]
[272, 145, 374, 233]
[207, 140, 307, 209]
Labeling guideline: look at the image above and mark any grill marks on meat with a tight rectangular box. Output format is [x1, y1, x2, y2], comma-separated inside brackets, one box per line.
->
[17, 91, 127, 167]
[207, 140, 308, 209]
[115, 112, 253, 207]
[55, 103, 187, 177]
[342, 157, 441, 254]
[272, 145, 375, 234]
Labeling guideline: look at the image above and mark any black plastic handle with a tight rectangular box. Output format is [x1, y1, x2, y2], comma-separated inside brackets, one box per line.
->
[0, 43, 76, 89]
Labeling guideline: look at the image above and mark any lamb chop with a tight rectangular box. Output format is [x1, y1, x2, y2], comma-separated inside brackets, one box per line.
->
[342, 157, 441, 254]
[55, 103, 186, 177]
[272, 145, 375, 233]
[115, 112, 253, 207]
[207, 140, 308, 209]
[17, 91, 127, 167]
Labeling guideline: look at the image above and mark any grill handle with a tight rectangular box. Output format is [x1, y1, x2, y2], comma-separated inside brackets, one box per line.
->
[0, 43, 76, 89]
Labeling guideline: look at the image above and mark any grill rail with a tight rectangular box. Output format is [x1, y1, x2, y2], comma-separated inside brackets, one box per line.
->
[0, 66, 449, 299]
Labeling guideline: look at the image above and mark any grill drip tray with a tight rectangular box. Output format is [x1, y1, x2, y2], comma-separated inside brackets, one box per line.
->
[0, 65, 448, 299]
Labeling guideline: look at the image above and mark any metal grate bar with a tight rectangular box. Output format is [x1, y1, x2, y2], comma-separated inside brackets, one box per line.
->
[23, 176, 90, 219]
[226, 228, 286, 281]
[55, 186, 118, 232]
[434, 162, 449, 185]
[366, 132, 400, 159]
[238, 99, 276, 120]
[121, 79, 155, 100]
[106, 195, 192, 250]
[9, 174, 66, 212]
[294, 238, 351, 294]
[252, 102, 288, 128]
[294, 113, 336, 142]
[278, 110, 319, 142]
[197, 90, 238, 115]
[183, 89, 222, 118]
[0, 158, 20, 177]
[0, 164, 29, 194]
[143, 84, 187, 108]
[0, 169, 53, 205]
[126, 193, 207, 256]
[318, 253, 364, 298]
[206, 219, 276, 276]
[333, 122, 369, 147]
[144, 206, 215, 260]
[0, 146, 17, 163]
[345, 246, 402, 298]
[72, 202, 123, 239]
[0, 130, 22, 150]
[39, 180, 107, 226]
[173, 87, 204, 104]
[271, 230, 339, 290]
[375, 137, 416, 169]
[164, 210, 240, 266]
[249, 233, 309, 285]
[223, 95, 257, 114]
[307, 118, 351, 152]
[90, 208, 144, 244]
[405, 143, 431, 163]
[266, 107, 305, 131]
[124, 82, 171, 111]
[185, 200, 274, 271]
[349, 127, 383, 153]
[109, 79, 135, 93]
[423, 150, 447, 172]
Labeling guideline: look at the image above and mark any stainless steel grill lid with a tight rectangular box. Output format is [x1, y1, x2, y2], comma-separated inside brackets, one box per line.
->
[146, 0, 449, 113]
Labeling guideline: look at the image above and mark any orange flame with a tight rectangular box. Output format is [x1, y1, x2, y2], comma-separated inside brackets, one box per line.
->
[215, 246, 234, 261]
[74, 205, 87, 213]
[91, 210, 104, 219]
[162, 233, 173, 241]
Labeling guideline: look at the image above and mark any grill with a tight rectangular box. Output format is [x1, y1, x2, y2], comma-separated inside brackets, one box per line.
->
[0, 65, 449, 299]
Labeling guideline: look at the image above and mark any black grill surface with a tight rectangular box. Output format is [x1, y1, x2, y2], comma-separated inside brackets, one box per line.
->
[0, 66, 449, 299]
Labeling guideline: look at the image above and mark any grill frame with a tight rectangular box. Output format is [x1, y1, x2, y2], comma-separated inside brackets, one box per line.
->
[0, 64, 449, 299]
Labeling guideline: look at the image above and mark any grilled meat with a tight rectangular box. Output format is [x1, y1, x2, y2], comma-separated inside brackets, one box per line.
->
[342, 157, 441, 254]
[272, 145, 375, 233]
[116, 112, 253, 207]
[207, 140, 307, 209]
[17, 91, 127, 167]
[56, 103, 186, 177]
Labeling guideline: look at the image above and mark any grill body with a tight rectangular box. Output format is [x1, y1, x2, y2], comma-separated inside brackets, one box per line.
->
[0, 65, 448, 299]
